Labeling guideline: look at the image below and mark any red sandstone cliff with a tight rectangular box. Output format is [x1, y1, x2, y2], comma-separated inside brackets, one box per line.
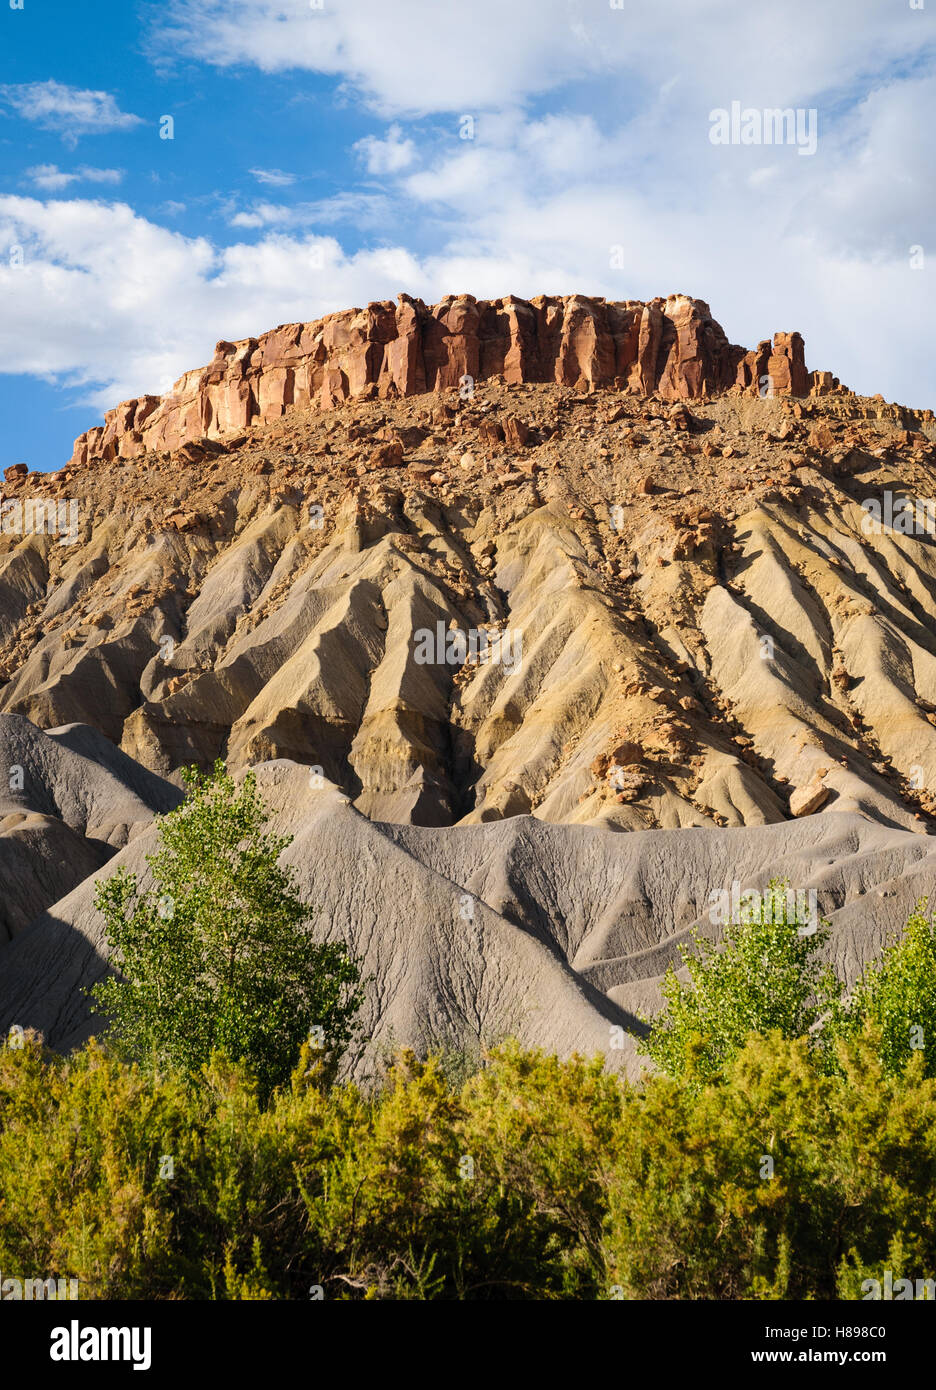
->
[69, 292, 837, 468]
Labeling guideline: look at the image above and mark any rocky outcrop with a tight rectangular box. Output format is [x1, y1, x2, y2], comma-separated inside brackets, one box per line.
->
[735, 331, 810, 398]
[8, 371, 936, 837]
[5, 290, 936, 1077]
[69, 293, 826, 469]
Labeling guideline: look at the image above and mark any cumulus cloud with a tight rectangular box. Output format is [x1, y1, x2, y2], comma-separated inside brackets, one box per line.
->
[153, 0, 588, 113]
[354, 124, 416, 175]
[402, 113, 618, 208]
[26, 164, 124, 192]
[0, 197, 427, 411]
[154, 0, 932, 116]
[0, 80, 143, 144]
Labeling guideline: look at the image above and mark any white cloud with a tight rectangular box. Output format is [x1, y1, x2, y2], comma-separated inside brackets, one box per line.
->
[402, 114, 617, 208]
[249, 168, 297, 187]
[0, 81, 143, 144]
[0, 180, 932, 430]
[26, 164, 124, 192]
[796, 76, 936, 255]
[228, 209, 270, 230]
[154, 0, 588, 113]
[226, 193, 390, 230]
[0, 197, 428, 415]
[354, 124, 416, 175]
[154, 0, 933, 117]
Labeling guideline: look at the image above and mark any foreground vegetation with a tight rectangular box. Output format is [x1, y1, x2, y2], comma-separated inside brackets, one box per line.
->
[2, 766, 934, 1300]
[0, 1025, 934, 1300]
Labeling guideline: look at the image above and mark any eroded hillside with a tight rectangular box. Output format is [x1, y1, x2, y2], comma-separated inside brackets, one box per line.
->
[2, 296, 935, 837]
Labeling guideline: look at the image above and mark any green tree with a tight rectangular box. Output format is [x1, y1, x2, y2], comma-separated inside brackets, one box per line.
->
[90, 761, 362, 1095]
[832, 900, 936, 1077]
[639, 878, 841, 1084]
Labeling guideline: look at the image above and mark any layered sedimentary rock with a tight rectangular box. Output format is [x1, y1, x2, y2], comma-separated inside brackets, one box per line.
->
[4, 294, 936, 1072]
[69, 292, 828, 469]
[7, 368, 935, 838]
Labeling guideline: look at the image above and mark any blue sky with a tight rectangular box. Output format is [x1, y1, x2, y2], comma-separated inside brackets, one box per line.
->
[1, 0, 933, 473]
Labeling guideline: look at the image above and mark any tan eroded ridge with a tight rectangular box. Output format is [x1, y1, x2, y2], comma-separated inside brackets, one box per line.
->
[1, 294, 935, 1067]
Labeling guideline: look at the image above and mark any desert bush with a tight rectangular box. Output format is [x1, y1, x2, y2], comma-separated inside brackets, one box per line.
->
[2, 1028, 935, 1300]
[604, 1030, 936, 1299]
[5, 880, 935, 1300]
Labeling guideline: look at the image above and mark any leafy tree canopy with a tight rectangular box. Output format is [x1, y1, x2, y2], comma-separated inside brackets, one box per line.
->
[90, 761, 362, 1095]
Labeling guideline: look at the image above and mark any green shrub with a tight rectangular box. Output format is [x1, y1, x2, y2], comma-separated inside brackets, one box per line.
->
[830, 901, 936, 1077]
[2, 1028, 935, 1300]
[5, 865, 935, 1300]
[90, 761, 362, 1095]
[604, 1030, 936, 1299]
[639, 878, 841, 1084]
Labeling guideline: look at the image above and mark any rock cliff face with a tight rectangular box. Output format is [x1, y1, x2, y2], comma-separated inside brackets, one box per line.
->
[3, 290, 936, 1070]
[5, 360, 933, 837]
[69, 292, 830, 469]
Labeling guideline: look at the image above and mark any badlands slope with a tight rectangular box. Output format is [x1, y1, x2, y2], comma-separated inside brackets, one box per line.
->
[1, 291, 934, 1069]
